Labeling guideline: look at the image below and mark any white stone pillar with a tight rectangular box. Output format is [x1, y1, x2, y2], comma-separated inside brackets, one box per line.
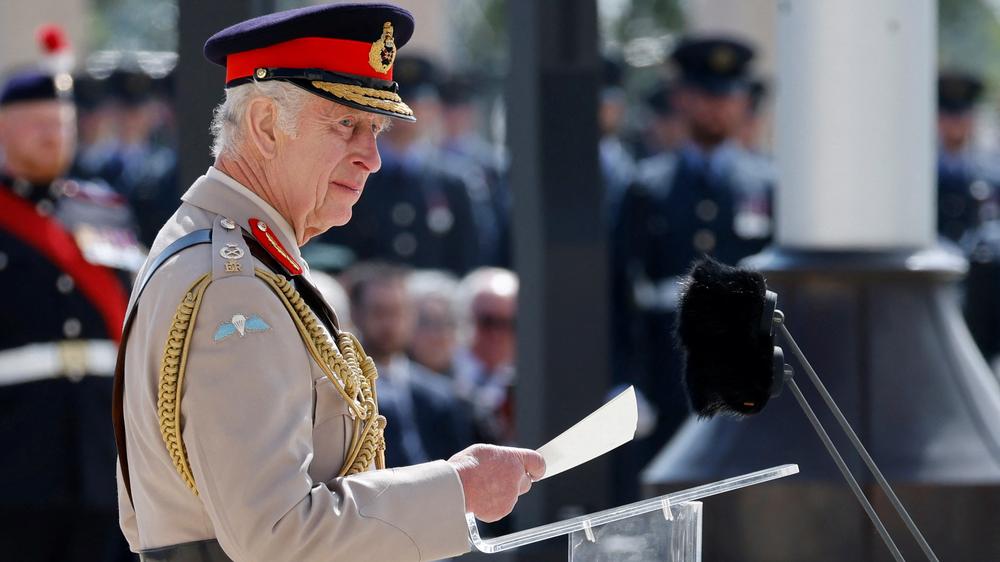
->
[775, 0, 936, 250]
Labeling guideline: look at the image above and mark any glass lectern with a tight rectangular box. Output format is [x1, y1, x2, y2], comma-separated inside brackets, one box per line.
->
[466, 464, 799, 561]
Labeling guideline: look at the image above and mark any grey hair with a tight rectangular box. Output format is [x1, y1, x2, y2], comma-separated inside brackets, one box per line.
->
[210, 80, 311, 158]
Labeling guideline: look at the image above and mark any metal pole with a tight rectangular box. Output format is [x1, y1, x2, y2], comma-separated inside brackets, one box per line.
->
[507, 0, 607, 558]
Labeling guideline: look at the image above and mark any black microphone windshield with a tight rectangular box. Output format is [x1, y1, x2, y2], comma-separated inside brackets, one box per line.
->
[675, 258, 776, 417]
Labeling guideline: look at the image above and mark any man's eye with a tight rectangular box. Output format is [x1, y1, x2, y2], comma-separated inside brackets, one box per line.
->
[339, 118, 355, 128]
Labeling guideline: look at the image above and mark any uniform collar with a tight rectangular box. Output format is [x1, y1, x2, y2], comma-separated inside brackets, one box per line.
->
[181, 167, 304, 269]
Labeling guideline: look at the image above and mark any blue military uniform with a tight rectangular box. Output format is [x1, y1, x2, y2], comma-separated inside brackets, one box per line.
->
[937, 71, 1000, 365]
[72, 66, 179, 247]
[0, 68, 142, 562]
[612, 38, 774, 499]
[936, 72, 1000, 243]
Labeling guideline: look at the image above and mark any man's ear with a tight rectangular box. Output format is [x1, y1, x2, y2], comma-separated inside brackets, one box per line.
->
[246, 97, 279, 159]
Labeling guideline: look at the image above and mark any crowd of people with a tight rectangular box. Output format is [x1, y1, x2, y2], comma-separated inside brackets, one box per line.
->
[7, 16, 1000, 559]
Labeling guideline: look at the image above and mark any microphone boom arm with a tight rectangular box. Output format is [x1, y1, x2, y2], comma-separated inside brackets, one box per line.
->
[776, 314, 940, 562]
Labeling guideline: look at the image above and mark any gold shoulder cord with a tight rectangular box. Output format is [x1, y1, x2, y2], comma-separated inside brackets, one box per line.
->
[158, 273, 211, 495]
[158, 269, 386, 496]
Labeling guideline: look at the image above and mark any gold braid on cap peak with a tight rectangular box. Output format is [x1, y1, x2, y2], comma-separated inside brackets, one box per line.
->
[311, 81, 413, 117]
[157, 270, 385, 496]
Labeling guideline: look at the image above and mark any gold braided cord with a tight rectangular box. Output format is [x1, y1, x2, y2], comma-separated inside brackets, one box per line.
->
[254, 269, 386, 476]
[158, 273, 211, 495]
[310, 81, 414, 117]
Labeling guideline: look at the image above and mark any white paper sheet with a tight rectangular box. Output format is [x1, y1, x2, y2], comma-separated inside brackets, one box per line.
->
[535, 386, 638, 480]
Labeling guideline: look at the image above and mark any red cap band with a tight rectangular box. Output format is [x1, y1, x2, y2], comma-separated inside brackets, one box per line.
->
[225, 37, 392, 84]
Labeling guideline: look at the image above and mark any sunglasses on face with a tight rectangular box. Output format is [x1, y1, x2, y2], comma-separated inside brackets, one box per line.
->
[475, 313, 516, 331]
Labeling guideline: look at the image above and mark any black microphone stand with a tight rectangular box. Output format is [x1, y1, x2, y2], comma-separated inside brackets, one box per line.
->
[768, 293, 939, 562]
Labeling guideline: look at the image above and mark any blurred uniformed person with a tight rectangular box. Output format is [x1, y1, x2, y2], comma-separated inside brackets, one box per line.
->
[612, 36, 774, 486]
[639, 82, 686, 160]
[600, 55, 636, 224]
[319, 55, 484, 275]
[439, 71, 511, 267]
[939, 71, 1000, 365]
[936, 71, 1000, 243]
[114, 5, 544, 561]
[0, 65, 140, 560]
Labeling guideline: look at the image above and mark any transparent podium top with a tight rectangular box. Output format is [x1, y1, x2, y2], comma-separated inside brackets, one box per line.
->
[467, 464, 799, 554]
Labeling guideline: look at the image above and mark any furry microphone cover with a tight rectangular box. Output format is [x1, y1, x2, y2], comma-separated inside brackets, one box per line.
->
[675, 258, 776, 417]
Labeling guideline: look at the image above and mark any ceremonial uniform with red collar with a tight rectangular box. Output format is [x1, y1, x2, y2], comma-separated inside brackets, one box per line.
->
[114, 5, 471, 561]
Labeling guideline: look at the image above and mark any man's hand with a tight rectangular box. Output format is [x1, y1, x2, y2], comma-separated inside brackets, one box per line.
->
[448, 444, 546, 523]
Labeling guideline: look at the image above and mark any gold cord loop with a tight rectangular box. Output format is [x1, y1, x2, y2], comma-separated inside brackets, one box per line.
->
[158, 273, 211, 495]
[157, 270, 386, 496]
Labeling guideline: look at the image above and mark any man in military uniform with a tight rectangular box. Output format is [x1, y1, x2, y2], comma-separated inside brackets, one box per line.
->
[612, 36, 774, 488]
[0, 68, 141, 560]
[937, 71, 1000, 365]
[114, 5, 544, 561]
[936, 71, 1000, 243]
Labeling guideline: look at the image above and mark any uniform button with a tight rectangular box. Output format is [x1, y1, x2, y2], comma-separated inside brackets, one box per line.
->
[61, 180, 80, 198]
[220, 217, 236, 230]
[36, 199, 55, 216]
[56, 274, 75, 294]
[0, 252, 7, 271]
[393, 232, 417, 257]
[696, 200, 718, 222]
[427, 207, 454, 234]
[970, 180, 992, 201]
[693, 229, 716, 252]
[392, 203, 416, 226]
[63, 318, 82, 339]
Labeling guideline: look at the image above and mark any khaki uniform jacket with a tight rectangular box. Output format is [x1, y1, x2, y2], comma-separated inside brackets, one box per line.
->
[117, 168, 470, 561]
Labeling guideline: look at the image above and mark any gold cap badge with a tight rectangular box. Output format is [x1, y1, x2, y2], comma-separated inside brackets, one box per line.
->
[369, 22, 397, 74]
[710, 46, 735, 73]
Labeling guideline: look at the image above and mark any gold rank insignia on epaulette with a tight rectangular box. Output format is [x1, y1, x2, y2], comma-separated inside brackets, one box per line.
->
[157, 267, 386, 496]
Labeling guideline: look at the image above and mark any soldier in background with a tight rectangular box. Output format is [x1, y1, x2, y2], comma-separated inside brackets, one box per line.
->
[939, 71, 1000, 365]
[0, 67, 139, 561]
[612, 36, 774, 494]
[600, 55, 637, 224]
[638, 82, 687, 160]
[739, 78, 770, 153]
[73, 61, 179, 246]
[439, 71, 511, 267]
[320, 55, 483, 274]
[936, 71, 1000, 243]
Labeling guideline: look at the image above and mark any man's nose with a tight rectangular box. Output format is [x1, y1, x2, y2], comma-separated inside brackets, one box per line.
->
[353, 130, 382, 173]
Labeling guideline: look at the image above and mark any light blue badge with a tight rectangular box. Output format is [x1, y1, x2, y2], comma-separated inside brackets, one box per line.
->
[213, 313, 271, 342]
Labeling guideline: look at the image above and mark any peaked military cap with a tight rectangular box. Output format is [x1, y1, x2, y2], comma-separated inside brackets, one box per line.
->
[204, 2, 417, 121]
[671, 36, 754, 95]
[938, 71, 984, 114]
[0, 68, 73, 107]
